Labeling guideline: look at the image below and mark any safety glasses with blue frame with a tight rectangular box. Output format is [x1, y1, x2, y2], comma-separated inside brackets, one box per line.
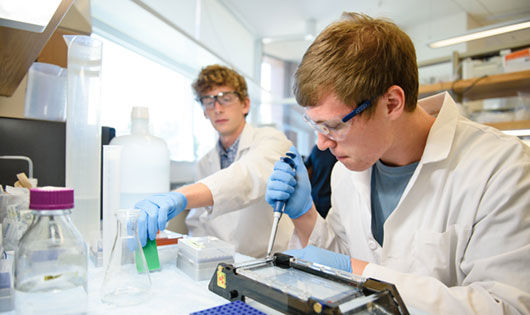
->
[303, 99, 372, 141]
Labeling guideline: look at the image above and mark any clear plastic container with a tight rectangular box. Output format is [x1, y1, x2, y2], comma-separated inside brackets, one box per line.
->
[178, 236, 235, 263]
[176, 250, 233, 281]
[64, 35, 103, 242]
[0, 223, 14, 312]
[0, 190, 31, 252]
[177, 236, 235, 281]
[24, 62, 67, 122]
[110, 106, 170, 209]
[15, 187, 88, 314]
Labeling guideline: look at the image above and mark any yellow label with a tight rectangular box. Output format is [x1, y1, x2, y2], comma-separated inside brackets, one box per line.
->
[313, 302, 322, 313]
[216, 265, 226, 289]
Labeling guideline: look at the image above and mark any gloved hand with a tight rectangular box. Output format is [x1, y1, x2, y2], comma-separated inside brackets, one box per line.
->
[135, 192, 187, 247]
[266, 146, 313, 219]
[284, 245, 352, 272]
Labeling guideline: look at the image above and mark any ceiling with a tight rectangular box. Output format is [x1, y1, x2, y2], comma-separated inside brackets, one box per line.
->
[221, 0, 530, 62]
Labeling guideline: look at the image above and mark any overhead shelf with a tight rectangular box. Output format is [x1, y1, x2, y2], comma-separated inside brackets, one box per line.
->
[485, 120, 530, 131]
[0, 0, 74, 97]
[419, 70, 530, 101]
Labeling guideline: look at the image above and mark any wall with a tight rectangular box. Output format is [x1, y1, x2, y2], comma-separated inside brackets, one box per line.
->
[406, 12, 469, 62]
[0, 76, 26, 118]
[91, 0, 258, 82]
[199, 0, 256, 79]
[406, 12, 468, 84]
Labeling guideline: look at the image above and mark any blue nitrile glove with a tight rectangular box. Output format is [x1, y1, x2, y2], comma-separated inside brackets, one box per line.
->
[135, 192, 187, 247]
[284, 245, 352, 272]
[266, 146, 313, 219]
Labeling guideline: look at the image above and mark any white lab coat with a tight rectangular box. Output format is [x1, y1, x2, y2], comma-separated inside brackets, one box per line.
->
[303, 92, 530, 314]
[186, 123, 294, 258]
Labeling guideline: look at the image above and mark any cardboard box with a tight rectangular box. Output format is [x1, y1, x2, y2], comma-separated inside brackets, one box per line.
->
[504, 48, 530, 73]
[463, 56, 504, 79]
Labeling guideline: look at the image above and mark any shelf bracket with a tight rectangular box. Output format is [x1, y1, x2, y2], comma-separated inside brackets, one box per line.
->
[451, 51, 463, 102]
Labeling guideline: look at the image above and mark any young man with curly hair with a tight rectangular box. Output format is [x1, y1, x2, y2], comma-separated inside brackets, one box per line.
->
[135, 65, 293, 258]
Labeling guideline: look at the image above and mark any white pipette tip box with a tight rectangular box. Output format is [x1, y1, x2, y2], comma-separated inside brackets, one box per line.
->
[176, 236, 235, 281]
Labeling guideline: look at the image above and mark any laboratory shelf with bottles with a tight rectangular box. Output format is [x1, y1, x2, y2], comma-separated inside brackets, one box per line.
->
[419, 47, 530, 132]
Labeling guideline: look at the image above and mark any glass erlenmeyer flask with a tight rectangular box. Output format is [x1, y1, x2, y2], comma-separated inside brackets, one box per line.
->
[101, 208, 151, 306]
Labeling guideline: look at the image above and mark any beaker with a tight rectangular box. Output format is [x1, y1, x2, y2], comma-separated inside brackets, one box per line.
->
[101, 208, 151, 306]
[24, 62, 67, 122]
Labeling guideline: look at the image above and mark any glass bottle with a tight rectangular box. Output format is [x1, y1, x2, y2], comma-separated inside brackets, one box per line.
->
[101, 208, 151, 306]
[15, 187, 87, 314]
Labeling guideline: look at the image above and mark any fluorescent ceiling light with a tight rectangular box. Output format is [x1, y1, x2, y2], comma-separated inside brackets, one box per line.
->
[429, 18, 530, 48]
[262, 19, 316, 45]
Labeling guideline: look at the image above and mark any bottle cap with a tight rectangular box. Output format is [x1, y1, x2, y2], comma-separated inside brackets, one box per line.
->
[30, 187, 74, 210]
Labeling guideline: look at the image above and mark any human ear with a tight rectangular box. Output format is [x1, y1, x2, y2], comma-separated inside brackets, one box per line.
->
[242, 97, 250, 115]
[385, 85, 405, 120]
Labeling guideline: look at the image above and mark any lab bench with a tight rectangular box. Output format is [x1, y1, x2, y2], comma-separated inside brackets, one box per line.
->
[2, 243, 422, 314]
[1, 245, 279, 315]
[87, 245, 228, 314]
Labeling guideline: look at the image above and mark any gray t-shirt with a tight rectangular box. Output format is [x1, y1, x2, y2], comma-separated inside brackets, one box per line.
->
[370, 159, 418, 246]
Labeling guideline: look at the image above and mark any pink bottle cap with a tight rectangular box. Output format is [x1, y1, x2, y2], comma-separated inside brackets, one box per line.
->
[29, 187, 74, 210]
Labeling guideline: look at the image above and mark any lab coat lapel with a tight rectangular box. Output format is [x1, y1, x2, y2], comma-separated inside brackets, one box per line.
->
[396, 92, 459, 205]
[384, 92, 460, 244]
[351, 168, 374, 241]
[206, 146, 221, 174]
[419, 92, 458, 165]
[205, 123, 251, 174]
[235, 123, 253, 159]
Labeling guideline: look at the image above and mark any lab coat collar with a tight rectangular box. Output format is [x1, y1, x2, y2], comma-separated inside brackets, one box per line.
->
[347, 93, 459, 234]
[418, 92, 459, 165]
[236, 122, 254, 158]
[207, 122, 252, 169]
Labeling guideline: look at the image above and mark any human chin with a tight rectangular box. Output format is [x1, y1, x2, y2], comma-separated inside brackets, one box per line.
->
[339, 157, 373, 172]
[212, 121, 233, 133]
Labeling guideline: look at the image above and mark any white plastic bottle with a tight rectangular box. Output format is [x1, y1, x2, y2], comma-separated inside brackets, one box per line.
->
[110, 107, 170, 208]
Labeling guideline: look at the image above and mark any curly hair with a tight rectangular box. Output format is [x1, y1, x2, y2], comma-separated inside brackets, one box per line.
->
[294, 12, 418, 117]
[191, 64, 248, 100]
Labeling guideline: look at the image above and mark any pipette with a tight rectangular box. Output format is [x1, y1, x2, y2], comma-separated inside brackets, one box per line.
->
[266, 153, 296, 257]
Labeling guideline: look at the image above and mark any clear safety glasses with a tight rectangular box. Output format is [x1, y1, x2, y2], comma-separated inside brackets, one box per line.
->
[303, 99, 372, 141]
[198, 91, 240, 110]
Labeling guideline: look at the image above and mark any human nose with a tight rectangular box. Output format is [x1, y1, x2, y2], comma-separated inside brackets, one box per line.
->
[317, 132, 336, 151]
[213, 98, 224, 112]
